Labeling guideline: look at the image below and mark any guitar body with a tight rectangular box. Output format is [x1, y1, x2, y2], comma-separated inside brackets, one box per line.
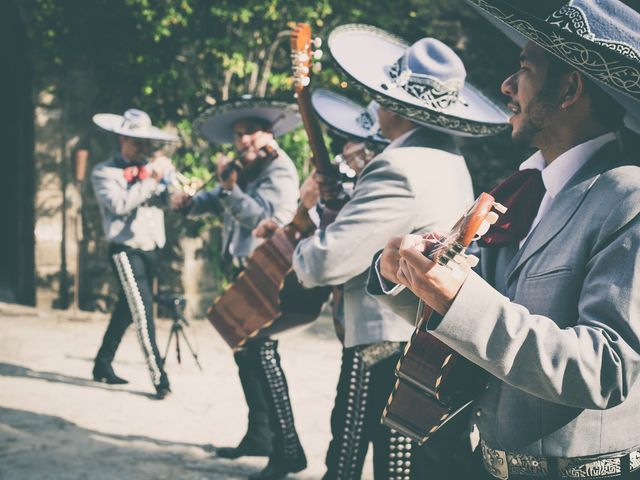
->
[383, 318, 488, 443]
[381, 193, 506, 444]
[206, 210, 330, 349]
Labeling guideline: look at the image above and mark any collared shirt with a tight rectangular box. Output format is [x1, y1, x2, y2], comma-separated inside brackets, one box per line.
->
[519, 131, 616, 246]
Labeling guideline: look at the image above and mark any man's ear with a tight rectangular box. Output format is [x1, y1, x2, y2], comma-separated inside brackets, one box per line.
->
[561, 71, 585, 109]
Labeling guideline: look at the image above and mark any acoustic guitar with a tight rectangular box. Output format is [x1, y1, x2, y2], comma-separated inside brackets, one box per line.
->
[382, 193, 507, 444]
[205, 23, 344, 349]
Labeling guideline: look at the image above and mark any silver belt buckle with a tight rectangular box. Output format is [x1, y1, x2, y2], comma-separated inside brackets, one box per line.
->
[481, 440, 509, 480]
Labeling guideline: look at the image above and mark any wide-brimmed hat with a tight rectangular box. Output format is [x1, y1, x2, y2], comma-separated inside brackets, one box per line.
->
[466, 0, 640, 132]
[311, 89, 388, 145]
[194, 96, 302, 144]
[327, 24, 510, 137]
[93, 109, 179, 142]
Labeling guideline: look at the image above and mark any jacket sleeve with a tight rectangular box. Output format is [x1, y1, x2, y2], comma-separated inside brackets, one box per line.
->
[429, 207, 640, 410]
[218, 161, 299, 229]
[91, 165, 160, 217]
[189, 186, 224, 217]
[293, 157, 415, 287]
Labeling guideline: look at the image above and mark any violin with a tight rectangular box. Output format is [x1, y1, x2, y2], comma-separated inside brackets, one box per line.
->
[219, 144, 279, 187]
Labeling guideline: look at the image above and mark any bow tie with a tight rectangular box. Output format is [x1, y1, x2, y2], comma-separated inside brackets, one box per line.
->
[478, 168, 546, 247]
[123, 165, 149, 184]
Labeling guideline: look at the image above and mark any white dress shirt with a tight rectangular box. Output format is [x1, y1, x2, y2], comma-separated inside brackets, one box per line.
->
[519, 131, 616, 246]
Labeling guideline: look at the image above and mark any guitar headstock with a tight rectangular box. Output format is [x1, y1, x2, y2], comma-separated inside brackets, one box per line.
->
[429, 192, 507, 270]
[290, 22, 323, 92]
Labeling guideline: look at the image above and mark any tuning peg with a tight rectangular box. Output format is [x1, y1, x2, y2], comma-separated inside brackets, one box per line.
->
[313, 37, 323, 48]
[493, 202, 507, 214]
[313, 49, 323, 60]
[295, 66, 310, 75]
[300, 77, 311, 87]
[476, 220, 491, 237]
[485, 211, 499, 225]
[313, 62, 322, 74]
[298, 52, 309, 63]
[466, 254, 479, 268]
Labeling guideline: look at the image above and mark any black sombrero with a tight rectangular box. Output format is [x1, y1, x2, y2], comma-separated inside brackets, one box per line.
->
[194, 96, 302, 144]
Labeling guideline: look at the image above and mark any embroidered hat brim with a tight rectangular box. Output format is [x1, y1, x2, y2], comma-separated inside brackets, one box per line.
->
[93, 113, 180, 142]
[194, 98, 302, 145]
[311, 89, 388, 145]
[327, 24, 510, 137]
[466, 0, 640, 131]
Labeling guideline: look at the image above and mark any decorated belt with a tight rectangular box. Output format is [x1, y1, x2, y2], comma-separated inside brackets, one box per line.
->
[481, 440, 640, 479]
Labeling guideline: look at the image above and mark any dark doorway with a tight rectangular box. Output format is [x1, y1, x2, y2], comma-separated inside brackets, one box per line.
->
[0, 0, 35, 305]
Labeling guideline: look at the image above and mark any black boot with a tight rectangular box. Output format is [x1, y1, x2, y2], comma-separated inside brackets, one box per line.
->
[92, 360, 128, 385]
[250, 339, 306, 480]
[217, 344, 273, 459]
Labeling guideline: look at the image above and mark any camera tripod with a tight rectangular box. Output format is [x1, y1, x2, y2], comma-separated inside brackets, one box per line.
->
[156, 294, 203, 371]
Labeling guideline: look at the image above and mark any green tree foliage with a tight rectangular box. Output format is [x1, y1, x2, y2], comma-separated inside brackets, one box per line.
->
[23, 0, 528, 303]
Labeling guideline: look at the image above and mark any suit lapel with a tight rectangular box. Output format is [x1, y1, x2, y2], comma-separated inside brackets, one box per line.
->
[505, 141, 619, 287]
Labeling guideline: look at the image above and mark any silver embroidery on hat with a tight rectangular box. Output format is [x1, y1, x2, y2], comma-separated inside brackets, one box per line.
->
[387, 55, 464, 110]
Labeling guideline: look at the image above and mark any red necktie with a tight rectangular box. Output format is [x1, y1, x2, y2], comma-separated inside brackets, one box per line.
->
[478, 169, 546, 247]
[123, 165, 149, 184]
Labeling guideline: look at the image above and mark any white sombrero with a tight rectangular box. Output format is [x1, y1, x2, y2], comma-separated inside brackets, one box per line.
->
[327, 24, 511, 137]
[465, 0, 640, 133]
[194, 96, 302, 145]
[92, 109, 179, 142]
[311, 89, 388, 145]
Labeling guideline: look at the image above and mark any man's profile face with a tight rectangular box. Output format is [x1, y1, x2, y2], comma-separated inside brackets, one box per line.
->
[119, 136, 151, 163]
[233, 119, 273, 165]
[501, 42, 563, 148]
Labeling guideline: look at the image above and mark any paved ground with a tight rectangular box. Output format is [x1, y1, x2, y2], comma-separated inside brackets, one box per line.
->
[0, 301, 373, 479]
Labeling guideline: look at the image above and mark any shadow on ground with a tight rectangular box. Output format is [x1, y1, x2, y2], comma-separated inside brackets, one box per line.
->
[0, 362, 155, 399]
[0, 406, 266, 480]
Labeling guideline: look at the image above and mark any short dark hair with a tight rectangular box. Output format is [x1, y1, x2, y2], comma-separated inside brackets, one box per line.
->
[545, 52, 625, 129]
[233, 116, 272, 133]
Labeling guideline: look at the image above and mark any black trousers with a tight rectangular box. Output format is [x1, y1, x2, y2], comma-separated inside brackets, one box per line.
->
[94, 245, 169, 390]
[234, 337, 306, 465]
[323, 343, 484, 480]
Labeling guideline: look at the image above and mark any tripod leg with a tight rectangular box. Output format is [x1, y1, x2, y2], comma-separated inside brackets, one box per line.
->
[177, 326, 203, 371]
[175, 327, 182, 364]
[163, 326, 175, 362]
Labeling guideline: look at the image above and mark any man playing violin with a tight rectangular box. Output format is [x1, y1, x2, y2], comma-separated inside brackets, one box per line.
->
[171, 97, 306, 480]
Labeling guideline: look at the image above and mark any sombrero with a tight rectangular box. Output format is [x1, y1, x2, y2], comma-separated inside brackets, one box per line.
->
[92, 109, 179, 142]
[327, 24, 511, 137]
[465, 0, 640, 132]
[311, 89, 388, 145]
[194, 96, 302, 144]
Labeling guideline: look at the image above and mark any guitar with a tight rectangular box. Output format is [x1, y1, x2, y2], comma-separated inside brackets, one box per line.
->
[381, 193, 507, 444]
[204, 23, 342, 349]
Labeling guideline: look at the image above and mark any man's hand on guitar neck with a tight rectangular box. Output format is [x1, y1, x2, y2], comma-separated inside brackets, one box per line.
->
[396, 234, 469, 316]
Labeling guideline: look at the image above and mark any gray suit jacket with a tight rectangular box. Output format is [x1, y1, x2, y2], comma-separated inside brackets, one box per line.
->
[293, 129, 474, 347]
[370, 139, 640, 457]
[190, 146, 299, 258]
[92, 154, 168, 250]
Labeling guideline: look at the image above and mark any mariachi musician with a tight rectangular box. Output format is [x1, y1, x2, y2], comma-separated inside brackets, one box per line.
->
[291, 26, 510, 480]
[170, 96, 307, 480]
[371, 1, 640, 479]
[91, 108, 179, 399]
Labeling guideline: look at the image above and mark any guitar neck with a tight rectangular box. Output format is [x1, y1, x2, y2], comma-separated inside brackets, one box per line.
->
[295, 87, 334, 177]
